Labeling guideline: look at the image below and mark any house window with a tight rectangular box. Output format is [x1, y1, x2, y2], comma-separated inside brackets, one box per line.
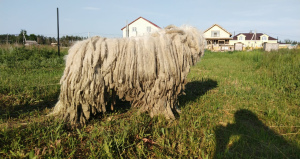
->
[132, 27, 137, 32]
[211, 31, 220, 37]
[262, 36, 267, 41]
[238, 36, 244, 41]
[147, 26, 151, 32]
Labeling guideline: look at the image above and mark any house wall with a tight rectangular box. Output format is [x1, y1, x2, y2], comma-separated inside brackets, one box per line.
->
[229, 40, 277, 48]
[204, 26, 231, 38]
[122, 18, 160, 37]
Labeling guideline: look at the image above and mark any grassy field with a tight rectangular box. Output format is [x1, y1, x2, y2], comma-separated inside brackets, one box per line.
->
[0, 45, 299, 158]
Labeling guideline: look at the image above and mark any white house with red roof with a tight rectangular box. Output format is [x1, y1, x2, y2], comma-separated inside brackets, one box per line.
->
[204, 24, 278, 51]
[229, 32, 278, 48]
[121, 17, 161, 38]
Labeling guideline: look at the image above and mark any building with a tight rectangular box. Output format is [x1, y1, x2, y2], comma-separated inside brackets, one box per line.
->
[279, 43, 297, 49]
[25, 40, 38, 46]
[121, 17, 161, 38]
[203, 24, 233, 51]
[229, 32, 278, 48]
[204, 24, 233, 45]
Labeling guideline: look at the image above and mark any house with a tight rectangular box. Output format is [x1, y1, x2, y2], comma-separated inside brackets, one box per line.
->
[279, 43, 297, 49]
[121, 17, 161, 38]
[229, 32, 278, 49]
[204, 24, 233, 45]
[203, 24, 233, 51]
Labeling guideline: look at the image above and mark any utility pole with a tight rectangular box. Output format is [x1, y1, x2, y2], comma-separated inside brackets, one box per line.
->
[57, 7, 60, 56]
[254, 30, 257, 48]
[23, 30, 26, 45]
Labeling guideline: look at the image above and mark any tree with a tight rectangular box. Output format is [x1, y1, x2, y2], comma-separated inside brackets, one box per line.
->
[284, 39, 298, 44]
[28, 34, 37, 41]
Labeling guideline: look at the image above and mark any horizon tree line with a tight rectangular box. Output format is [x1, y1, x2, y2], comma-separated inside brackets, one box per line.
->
[0, 30, 88, 47]
[0, 30, 299, 46]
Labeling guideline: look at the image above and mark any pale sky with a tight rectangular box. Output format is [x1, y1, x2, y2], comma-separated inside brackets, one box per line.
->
[0, 0, 299, 41]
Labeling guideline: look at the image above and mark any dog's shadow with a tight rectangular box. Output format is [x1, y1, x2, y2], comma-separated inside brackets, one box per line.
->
[178, 78, 218, 109]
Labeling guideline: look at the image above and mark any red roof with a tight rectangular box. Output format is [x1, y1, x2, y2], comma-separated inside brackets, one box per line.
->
[121, 17, 161, 30]
[233, 33, 277, 40]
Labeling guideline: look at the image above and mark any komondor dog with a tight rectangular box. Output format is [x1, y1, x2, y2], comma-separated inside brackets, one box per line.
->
[49, 25, 206, 126]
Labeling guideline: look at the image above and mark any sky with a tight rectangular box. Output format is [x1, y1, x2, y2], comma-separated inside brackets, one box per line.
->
[0, 0, 300, 42]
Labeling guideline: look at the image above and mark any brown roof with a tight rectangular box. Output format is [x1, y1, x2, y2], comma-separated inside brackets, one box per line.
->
[121, 17, 161, 30]
[205, 37, 232, 40]
[232, 33, 277, 40]
[204, 24, 232, 36]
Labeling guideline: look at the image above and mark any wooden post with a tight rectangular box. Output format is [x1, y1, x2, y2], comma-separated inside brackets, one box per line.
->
[57, 8, 60, 56]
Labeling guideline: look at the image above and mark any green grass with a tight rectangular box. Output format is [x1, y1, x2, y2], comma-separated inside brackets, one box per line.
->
[0, 46, 299, 158]
[0, 45, 67, 124]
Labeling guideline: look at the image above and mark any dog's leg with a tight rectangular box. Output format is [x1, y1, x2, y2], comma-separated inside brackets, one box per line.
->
[111, 90, 116, 111]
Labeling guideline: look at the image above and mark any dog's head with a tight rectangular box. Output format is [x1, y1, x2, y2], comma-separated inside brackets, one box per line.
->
[164, 25, 206, 65]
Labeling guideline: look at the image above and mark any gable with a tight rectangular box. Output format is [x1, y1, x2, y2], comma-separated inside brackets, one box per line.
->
[260, 34, 269, 38]
[121, 17, 161, 30]
[237, 34, 246, 40]
[237, 34, 246, 37]
[204, 24, 232, 37]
